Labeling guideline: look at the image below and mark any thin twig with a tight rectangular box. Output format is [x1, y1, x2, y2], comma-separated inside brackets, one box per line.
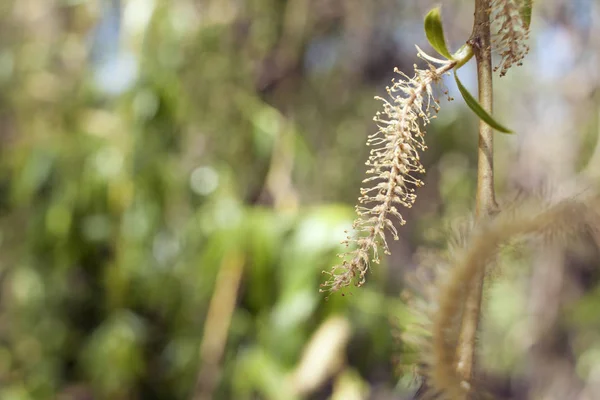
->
[455, 0, 498, 396]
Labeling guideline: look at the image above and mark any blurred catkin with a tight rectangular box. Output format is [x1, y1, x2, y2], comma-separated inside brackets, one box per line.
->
[491, 0, 530, 76]
[401, 194, 600, 399]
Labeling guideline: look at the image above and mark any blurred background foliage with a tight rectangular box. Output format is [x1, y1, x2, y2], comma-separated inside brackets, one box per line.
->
[1, 0, 600, 399]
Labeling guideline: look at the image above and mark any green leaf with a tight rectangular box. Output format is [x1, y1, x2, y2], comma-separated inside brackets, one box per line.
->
[454, 72, 513, 134]
[424, 7, 454, 60]
[519, 0, 533, 29]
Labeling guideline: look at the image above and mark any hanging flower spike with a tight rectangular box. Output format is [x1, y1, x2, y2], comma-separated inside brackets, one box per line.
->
[491, 0, 530, 77]
[321, 50, 456, 293]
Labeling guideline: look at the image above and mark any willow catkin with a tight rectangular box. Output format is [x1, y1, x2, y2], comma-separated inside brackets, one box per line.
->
[321, 52, 456, 293]
[491, 0, 530, 77]
[427, 196, 599, 399]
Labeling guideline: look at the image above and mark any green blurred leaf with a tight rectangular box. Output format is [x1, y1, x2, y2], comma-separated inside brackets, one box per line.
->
[81, 312, 146, 395]
[233, 347, 299, 400]
[519, 0, 533, 29]
[454, 72, 513, 134]
[245, 208, 287, 310]
[280, 205, 354, 296]
[424, 7, 454, 60]
[575, 90, 600, 172]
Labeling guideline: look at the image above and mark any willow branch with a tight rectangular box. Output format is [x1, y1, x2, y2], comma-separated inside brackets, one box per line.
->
[455, 0, 498, 395]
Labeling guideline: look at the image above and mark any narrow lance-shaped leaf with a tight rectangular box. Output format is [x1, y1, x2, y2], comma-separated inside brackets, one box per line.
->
[424, 7, 454, 60]
[454, 72, 513, 134]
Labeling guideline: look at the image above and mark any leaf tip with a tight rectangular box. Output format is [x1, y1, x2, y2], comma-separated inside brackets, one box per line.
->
[424, 6, 454, 60]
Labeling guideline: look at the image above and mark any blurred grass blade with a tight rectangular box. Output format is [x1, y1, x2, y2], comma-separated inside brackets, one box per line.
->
[424, 7, 454, 60]
[454, 72, 513, 134]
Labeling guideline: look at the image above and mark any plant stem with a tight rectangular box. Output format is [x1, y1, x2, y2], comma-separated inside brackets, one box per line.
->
[455, 0, 498, 395]
[195, 253, 244, 400]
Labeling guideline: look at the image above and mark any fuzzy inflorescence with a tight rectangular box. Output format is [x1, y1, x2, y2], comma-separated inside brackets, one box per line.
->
[491, 0, 530, 77]
[400, 194, 600, 399]
[321, 52, 456, 293]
